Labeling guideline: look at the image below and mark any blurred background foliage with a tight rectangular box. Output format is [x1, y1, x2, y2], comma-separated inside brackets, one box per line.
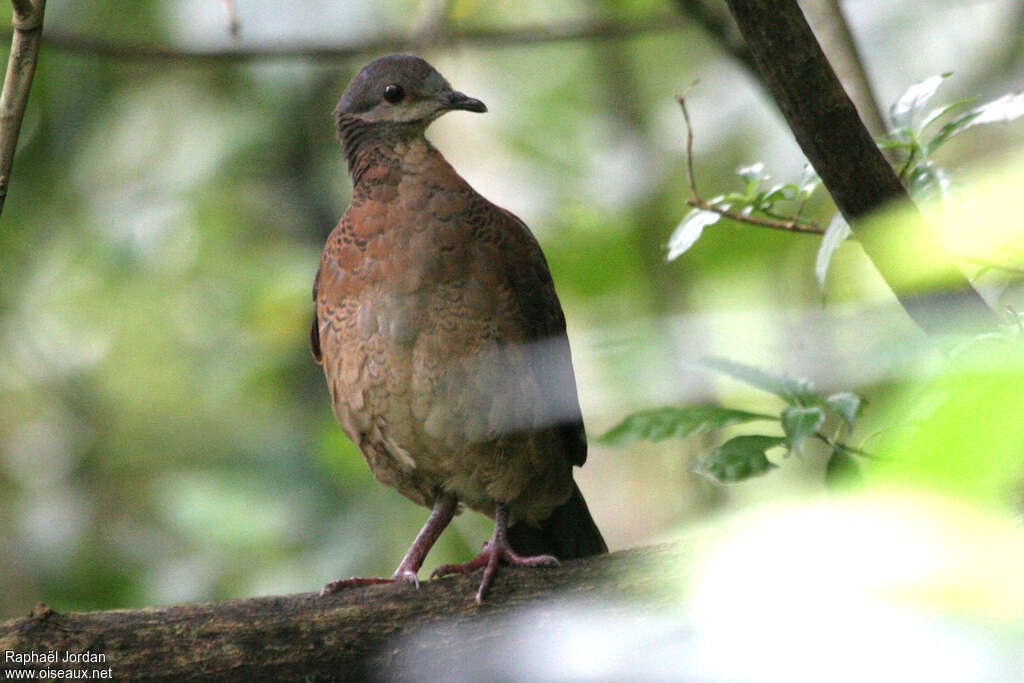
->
[1, 0, 1023, 622]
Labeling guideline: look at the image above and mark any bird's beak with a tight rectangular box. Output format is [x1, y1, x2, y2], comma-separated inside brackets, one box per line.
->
[444, 90, 487, 113]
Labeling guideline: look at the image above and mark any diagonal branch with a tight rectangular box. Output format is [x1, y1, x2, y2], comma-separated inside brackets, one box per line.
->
[801, 0, 887, 139]
[677, 91, 825, 236]
[0, 0, 47, 217]
[721, 0, 999, 337]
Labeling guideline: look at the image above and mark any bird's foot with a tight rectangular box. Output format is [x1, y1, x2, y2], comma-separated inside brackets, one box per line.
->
[319, 568, 420, 596]
[431, 540, 559, 603]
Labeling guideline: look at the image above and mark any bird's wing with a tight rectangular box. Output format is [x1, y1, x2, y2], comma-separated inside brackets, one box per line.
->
[310, 265, 323, 364]
[491, 207, 588, 468]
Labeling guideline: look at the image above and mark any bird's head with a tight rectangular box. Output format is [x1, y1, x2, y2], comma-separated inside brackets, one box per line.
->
[335, 54, 486, 131]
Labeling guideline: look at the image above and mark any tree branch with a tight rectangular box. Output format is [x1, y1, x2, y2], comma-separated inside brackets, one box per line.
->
[721, 0, 999, 336]
[0, 545, 675, 682]
[677, 92, 824, 235]
[801, 0, 887, 140]
[0, 15, 684, 64]
[0, 0, 46, 217]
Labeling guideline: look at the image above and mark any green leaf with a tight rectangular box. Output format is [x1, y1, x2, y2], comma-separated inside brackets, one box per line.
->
[877, 136, 913, 150]
[825, 392, 863, 430]
[761, 183, 794, 205]
[598, 405, 771, 445]
[797, 165, 821, 197]
[815, 212, 851, 288]
[825, 449, 864, 492]
[890, 73, 950, 130]
[700, 357, 819, 406]
[927, 93, 1024, 155]
[969, 92, 1024, 124]
[667, 209, 720, 261]
[694, 435, 783, 483]
[926, 110, 983, 156]
[919, 96, 977, 134]
[737, 162, 766, 187]
[782, 406, 826, 456]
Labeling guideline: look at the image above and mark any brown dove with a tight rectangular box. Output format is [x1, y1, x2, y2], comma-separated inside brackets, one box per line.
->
[312, 54, 606, 603]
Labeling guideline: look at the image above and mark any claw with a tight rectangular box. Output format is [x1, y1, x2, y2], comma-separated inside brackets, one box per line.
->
[320, 575, 408, 596]
[431, 539, 560, 603]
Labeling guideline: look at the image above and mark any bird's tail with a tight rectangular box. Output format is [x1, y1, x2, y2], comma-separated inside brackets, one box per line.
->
[507, 482, 607, 560]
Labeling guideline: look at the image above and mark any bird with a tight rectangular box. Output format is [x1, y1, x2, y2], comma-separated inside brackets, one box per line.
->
[312, 54, 607, 603]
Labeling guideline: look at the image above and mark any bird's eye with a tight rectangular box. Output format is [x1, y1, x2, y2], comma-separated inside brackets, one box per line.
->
[383, 84, 405, 104]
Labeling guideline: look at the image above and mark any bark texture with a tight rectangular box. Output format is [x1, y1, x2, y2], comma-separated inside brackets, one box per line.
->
[0, 544, 675, 682]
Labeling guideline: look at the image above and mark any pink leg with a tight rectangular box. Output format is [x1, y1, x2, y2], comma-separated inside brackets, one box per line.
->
[320, 495, 457, 596]
[431, 503, 559, 603]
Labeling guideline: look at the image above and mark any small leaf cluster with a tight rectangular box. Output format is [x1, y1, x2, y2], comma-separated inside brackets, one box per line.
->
[879, 73, 1024, 201]
[600, 357, 867, 487]
[667, 164, 820, 261]
[668, 74, 1024, 288]
[818, 76, 1024, 284]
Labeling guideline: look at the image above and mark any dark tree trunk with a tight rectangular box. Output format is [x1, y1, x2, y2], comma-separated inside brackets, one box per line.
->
[723, 0, 997, 336]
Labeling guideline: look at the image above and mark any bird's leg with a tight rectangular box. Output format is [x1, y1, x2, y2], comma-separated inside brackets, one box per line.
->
[320, 494, 457, 596]
[430, 503, 560, 603]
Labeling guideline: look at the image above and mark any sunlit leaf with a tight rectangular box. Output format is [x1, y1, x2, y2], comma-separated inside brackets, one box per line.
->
[797, 165, 820, 197]
[814, 212, 851, 288]
[694, 435, 783, 483]
[667, 209, 720, 261]
[971, 92, 1024, 125]
[761, 183, 794, 205]
[700, 357, 819, 406]
[927, 93, 1024, 155]
[781, 406, 826, 456]
[877, 338, 1024, 508]
[919, 96, 977, 134]
[737, 162, 766, 187]
[825, 392, 863, 430]
[890, 73, 950, 130]
[926, 111, 983, 155]
[599, 405, 771, 445]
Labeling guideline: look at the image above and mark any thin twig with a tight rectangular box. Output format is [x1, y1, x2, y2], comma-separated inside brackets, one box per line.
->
[677, 84, 700, 200]
[897, 145, 917, 182]
[0, 0, 47, 217]
[0, 14, 685, 64]
[685, 200, 824, 234]
[814, 432, 877, 460]
[676, 92, 825, 236]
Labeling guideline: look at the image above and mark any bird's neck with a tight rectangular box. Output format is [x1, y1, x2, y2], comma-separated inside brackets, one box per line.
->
[337, 116, 432, 186]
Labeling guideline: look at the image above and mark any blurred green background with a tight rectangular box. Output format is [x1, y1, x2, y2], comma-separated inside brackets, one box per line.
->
[1, 0, 1023, 620]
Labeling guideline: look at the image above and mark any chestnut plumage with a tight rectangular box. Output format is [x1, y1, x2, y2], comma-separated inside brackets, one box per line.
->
[313, 54, 606, 603]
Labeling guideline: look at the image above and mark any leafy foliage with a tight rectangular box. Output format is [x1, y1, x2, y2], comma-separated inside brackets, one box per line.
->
[602, 358, 868, 486]
[598, 405, 771, 445]
[880, 73, 1024, 201]
[693, 435, 782, 484]
[668, 74, 1024, 288]
[667, 163, 820, 261]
